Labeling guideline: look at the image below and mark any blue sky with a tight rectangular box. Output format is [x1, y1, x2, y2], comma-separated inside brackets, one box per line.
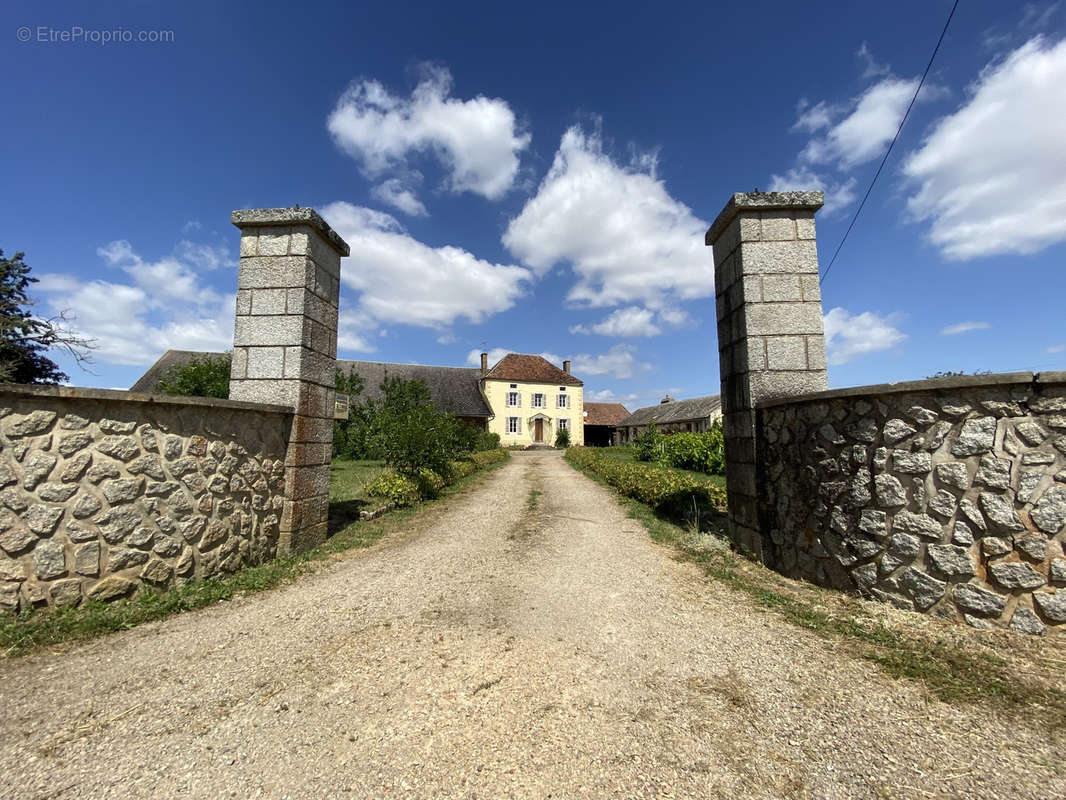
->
[4, 0, 1065, 410]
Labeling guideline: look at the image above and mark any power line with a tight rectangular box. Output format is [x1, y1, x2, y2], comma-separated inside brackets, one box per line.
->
[821, 0, 961, 283]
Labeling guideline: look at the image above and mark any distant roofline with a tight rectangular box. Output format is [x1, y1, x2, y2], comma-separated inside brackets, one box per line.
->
[340, 359, 478, 372]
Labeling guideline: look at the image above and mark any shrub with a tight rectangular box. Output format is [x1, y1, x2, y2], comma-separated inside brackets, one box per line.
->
[365, 448, 509, 508]
[474, 431, 501, 451]
[415, 468, 446, 499]
[634, 424, 662, 462]
[156, 353, 231, 399]
[660, 425, 725, 475]
[365, 471, 420, 507]
[565, 447, 727, 517]
[554, 426, 571, 449]
[468, 448, 508, 469]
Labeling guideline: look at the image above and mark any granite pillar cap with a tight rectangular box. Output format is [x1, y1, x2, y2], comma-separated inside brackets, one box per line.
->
[705, 191, 825, 246]
[232, 207, 350, 257]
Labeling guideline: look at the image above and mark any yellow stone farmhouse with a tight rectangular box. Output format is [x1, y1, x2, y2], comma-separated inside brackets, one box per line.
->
[479, 353, 584, 447]
[133, 350, 584, 446]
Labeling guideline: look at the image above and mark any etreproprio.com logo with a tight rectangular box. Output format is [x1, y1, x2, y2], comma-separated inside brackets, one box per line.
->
[16, 25, 175, 44]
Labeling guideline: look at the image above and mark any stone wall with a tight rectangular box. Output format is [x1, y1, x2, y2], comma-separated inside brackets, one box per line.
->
[758, 372, 1066, 636]
[0, 386, 292, 612]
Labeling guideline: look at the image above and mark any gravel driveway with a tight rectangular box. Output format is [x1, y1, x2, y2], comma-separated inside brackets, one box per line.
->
[1, 450, 1062, 799]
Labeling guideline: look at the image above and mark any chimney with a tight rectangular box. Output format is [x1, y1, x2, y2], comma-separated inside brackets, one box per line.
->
[480, 352, 488, 376]
[563, 359, 571, 375]
[660, 394, 674, 404]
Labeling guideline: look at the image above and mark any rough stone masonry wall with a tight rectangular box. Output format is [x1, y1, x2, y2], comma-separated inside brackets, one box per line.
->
[0, 386, 291, 613]
[759, 373, 1066, 636]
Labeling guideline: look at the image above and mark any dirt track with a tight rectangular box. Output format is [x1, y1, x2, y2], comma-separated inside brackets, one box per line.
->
[1, 451, 1062, 799]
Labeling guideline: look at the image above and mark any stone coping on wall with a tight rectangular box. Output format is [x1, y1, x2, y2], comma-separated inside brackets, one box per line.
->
[0, 384, 294, 416]
[231, 207, 351, 257]
[757, 371, 1066, 409]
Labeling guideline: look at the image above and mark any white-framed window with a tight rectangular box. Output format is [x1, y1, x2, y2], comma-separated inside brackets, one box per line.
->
[507, 391, 520, 407]
[557, 393, 569, 408]
[532, 393, 545, 408]
[507, 417, 520, 434]
[558, 418, 570, 431]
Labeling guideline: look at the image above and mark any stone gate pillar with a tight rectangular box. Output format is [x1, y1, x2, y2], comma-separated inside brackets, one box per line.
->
[229, 208, 349, 554]
[705, 192, 828, 559]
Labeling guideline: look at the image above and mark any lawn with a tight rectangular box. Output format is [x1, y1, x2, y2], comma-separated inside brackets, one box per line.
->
[595, 446, 727, 487]
[329, 459, 388, 503]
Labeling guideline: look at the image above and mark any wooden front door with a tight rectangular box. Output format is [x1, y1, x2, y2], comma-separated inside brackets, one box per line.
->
[534, 418, 543, 442]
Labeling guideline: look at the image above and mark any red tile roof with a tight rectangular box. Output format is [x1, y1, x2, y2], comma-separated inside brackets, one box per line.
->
[582, 402, 630, 426]
[485, 353, 582, 386]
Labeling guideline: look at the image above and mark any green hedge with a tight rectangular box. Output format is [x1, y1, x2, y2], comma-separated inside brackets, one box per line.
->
[566, 447, 727, 517]
[366, 448, 508, 507]
[635, 424, 725, 475]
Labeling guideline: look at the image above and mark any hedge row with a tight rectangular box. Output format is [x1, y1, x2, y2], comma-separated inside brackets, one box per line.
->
[566, 447, 727, 515]
[366, 448, 509, 507]
[635, 427, 725, 475]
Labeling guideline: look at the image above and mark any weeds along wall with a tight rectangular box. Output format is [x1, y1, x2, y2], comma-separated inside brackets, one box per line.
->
[0, 386, 292, 613]
[758, 373, 1066, 636]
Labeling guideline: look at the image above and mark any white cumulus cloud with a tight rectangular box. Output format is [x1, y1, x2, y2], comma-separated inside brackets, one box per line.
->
[903, 35, 1066, 259]
[328, 65, 530, 200]
[571, 344, 649, 379]
[322, 202, 531, 331]
[569, 305, 692, 337]
[823, 307, 906, 365]
[800, 77, 927, 170]
[502, 125, 711, 309]
[33, 236, 237, 367]
[771, 68, 943, 216]
[585, 388, 639, 404]
[371, 178, 428, 217]
[570, 306, 661, 337]
[941, 321, 990, 335]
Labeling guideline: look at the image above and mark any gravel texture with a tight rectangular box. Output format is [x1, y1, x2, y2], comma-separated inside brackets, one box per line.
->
[1, 451, 1063, 798]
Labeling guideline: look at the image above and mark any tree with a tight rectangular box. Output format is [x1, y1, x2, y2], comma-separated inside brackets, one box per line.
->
[156, 353, 231, 398]
[332, 367, 371, 458]
[554, 426, 571, 449]
[0, 249, 94, 384]
[371, 376, 471, 477]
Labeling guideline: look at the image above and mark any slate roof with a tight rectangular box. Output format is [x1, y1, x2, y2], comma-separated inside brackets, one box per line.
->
[485, 353, 582, 386]
[582, 402, 630, 426]
[617, 395, 723, 428]
[130, 350, 491, 418]
[338, 360, 490, 417]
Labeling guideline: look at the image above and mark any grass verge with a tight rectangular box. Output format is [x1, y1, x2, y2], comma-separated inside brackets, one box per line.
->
[0, 453, 509, 658]
[567, 453, 1066, 729]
